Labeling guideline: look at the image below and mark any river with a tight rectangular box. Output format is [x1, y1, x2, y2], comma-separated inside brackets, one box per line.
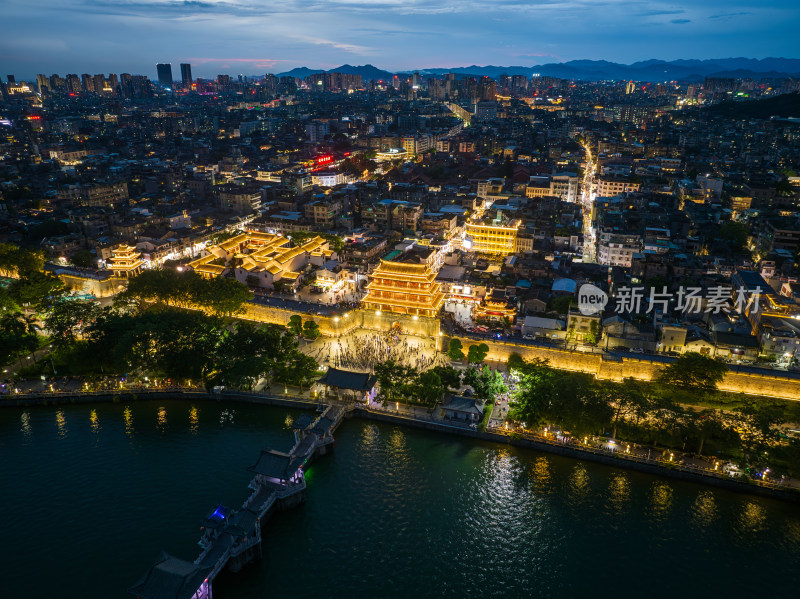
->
[2, 400, 799, 598]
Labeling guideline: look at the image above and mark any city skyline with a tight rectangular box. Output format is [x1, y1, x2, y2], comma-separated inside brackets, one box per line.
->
[2, 0, 799, 79]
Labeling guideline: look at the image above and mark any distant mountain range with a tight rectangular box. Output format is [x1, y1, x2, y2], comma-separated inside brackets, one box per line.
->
[278, 63, 394, 80]
[277, 58, 800, 82]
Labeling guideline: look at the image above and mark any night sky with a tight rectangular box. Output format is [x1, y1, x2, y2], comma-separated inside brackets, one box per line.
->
[2, 0, 798, 78]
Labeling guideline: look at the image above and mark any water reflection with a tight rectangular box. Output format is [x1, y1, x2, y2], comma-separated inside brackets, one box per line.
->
[648, 482, 674, 522]
[189, 407, 199, 434]
[359, 424, 381, 450]
[55, 410, 67, 438]
[530, 457, 552, 495]
[20, 412, 31, 437]
[219, 409, 235, 425]
[89, 409, 100, 434]
[690, 491, 718, 530]
[567, 464, 591, 504]
[156, 406, 167, 431]
[606, 473, 630, 514]
[738, 502, 767, 535]
[386, 429, 411, 469]
[123, 406, 133, 437]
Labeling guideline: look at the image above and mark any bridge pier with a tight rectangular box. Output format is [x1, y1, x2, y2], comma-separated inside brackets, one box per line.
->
[276, 487, 307, 511]
[228, 543, 262, 573]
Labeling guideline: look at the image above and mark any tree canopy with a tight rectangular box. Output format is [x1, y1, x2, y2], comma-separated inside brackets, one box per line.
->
[119, 269, 251, 316]
[656, 352, 727, 394]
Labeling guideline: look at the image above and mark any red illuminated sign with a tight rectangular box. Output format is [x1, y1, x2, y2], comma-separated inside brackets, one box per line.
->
[316, 155, 333, 165]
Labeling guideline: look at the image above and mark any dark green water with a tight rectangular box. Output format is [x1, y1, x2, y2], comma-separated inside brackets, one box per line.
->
[2, 401, 799, 599]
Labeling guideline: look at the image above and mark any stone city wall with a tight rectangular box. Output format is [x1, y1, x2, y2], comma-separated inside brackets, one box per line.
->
[239, 303, 441, 338]
[57, 273, 122, 298]
[444, 335, 800, 401]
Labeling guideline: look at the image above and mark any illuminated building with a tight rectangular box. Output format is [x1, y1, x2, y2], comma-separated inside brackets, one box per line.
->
[464, 218, 521, 256]
[188, 231, 334, 290]
[362, 250, 445, 318]
[109, 244, 144, 278]
[474, 288, 517, 322]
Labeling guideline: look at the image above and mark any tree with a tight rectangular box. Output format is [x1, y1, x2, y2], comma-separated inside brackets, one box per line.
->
[683, 408, 731, 456]
[204, 322, 288, 389]
[597, 379, 652, 438]
[463, 365, 507, 400]
[507, 353, 526, 373]
[447, 338, 465, 361]
[8, 270, 65, 313]
[375, 359, 417, 403]
[548, 295, 576, 314]
[44, 299, 101, 349]
[586, 320, 599, 345]
[411, 370, 443, 406]
[656, 352, 727, 393]
[274, 352, 321, 393]
[302, 320, 321, 340]
[0, 312, 39, 366]
[289, 232, 345, 254]
[717, 221, 749, 253]
[120, 269, 250, 316]
[429, 365, 461, 398]
[70, 250, 95, 268]
[0, 287, 19, 313]
[287, 315, 303, 336]
[467, 343, 489, 364]
[202, 276, 251, 316]
[734, 399, 786, 469]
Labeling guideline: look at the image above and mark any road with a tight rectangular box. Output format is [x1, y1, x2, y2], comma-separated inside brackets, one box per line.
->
[580, 140, 597, 263]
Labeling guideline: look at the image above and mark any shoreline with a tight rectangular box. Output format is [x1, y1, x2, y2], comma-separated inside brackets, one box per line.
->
[4, 389, 799, 504]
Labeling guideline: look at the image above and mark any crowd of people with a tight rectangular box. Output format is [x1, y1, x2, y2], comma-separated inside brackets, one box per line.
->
[308, 331, 449, 372]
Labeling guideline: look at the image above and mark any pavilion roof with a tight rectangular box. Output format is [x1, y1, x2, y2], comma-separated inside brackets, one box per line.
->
[246, 449, 304, 480]
[317, 367, 377, 391]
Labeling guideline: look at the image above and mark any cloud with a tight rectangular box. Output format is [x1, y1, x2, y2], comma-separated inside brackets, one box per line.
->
[709, 11, 751, 19]
[670, 18, 691, 24]
[637, 9, 685, 16]
[185, 57, 291, 69]
[290, 35, 370, 55]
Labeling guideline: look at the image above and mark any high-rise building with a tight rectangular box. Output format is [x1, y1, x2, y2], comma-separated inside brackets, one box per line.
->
[180, 63, 192, 89]
[478, 76, 496, 101]
[66, 74, 81, 94]
[93, 74, 106, 93]
[107, 73, 119, 94]
[49, 74, 66, 91]
[36, 74, 49, 93]
[156, 63, 173, 88]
